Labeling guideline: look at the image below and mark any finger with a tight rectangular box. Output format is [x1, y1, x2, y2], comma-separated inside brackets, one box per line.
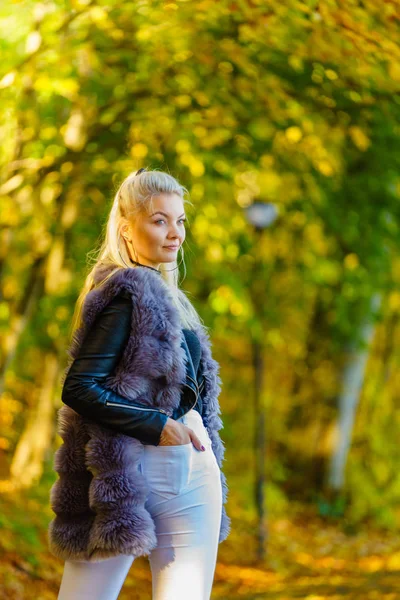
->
[186, 427, 206, 452]
[191, 432, 206, 452]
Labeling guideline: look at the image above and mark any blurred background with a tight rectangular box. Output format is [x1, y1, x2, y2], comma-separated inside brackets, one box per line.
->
[1, 0, 400, 598]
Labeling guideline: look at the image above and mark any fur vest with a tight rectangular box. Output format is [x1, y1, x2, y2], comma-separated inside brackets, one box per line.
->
[48, 264, 231, 562]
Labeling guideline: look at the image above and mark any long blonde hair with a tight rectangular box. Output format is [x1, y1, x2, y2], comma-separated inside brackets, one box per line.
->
[69, 168, 207, 342]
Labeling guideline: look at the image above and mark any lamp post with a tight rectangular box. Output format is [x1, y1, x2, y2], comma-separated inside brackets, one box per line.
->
[243, 201, 278, 562]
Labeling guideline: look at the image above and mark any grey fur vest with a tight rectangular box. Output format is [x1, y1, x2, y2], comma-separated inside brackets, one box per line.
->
[48, 264, 230, 562]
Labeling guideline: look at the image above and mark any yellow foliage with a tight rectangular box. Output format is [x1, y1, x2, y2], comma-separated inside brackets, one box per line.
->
[205, 242, 223, 262]
[176, 140, 191, 154]
[349, 126, 371, 151]
[285, 126, 303, 143]
[344, 253, 360, 270]
[130, 143, 148, 158]
[388, 62, 400, 82]
[317, 160, 334, 176]
[388, 291, 400, 312]
[258, 171, 281, 196]
[189, 158, 205, 177]
[266, 328, 285, 349]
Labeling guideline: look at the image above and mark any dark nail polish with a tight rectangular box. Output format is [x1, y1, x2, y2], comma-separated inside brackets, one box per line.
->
[201, 445, 205, 451]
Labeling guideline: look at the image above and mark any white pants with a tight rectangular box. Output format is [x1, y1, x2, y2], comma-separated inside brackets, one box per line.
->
[57, 409, 223, 600]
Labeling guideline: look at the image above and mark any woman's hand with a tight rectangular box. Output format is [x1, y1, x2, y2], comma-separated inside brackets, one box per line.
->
[158, 418, 205, 451]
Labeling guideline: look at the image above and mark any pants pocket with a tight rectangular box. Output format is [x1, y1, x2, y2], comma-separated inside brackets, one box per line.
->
[141, 443, 193, 499]
[201, 429, 220, 471]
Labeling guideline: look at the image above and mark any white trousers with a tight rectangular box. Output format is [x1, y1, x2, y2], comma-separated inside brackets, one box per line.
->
[57, 409, 223, 600]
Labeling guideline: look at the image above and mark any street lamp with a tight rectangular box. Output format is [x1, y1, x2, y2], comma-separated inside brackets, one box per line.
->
[243, 200, 279, 562]
[244, 202, 279, 231]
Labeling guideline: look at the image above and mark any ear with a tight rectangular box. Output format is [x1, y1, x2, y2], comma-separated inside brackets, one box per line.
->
[120, 220, 130, 239]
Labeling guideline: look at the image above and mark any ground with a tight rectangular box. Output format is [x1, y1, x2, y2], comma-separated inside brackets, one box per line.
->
[1, 494, 399, 599]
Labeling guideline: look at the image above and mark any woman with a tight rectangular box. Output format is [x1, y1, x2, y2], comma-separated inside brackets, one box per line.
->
[48, 168, 230, 600]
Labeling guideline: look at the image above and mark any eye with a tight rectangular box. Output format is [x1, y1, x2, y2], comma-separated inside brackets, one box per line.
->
[155, 218, 186, 225]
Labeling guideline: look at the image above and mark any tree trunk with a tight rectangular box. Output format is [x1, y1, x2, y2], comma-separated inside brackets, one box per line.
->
[7, 351, 59, 490]
[326, 292, 382, 490]
[252, 338, 268, 560]
[0, 257, 45, 396]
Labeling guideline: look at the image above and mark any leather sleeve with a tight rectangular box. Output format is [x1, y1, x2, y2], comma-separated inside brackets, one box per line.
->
[61, 291, 169, 446]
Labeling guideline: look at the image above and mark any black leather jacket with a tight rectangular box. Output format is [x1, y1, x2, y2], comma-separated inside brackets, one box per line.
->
[61, 291, 205, 446]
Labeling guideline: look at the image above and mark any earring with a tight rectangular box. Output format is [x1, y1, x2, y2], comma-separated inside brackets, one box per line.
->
[118, 235, 131, 268]
[118, 234, 184, 272]
[163, 247, 185, 271]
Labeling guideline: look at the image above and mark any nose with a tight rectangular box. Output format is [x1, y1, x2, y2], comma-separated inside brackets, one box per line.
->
[167, 223, 182, 241]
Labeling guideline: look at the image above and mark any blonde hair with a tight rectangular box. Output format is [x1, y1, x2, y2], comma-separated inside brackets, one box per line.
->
[69, 168, 208, 342]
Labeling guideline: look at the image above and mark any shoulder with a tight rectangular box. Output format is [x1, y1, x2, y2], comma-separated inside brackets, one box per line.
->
[116, 289, 132, 301]
[101, 290, 132, 313]
[89, 266, 164, 308]
[87, 265, 181, 331]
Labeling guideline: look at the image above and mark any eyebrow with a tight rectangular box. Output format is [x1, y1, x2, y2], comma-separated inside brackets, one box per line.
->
[150, 211, 186, 218]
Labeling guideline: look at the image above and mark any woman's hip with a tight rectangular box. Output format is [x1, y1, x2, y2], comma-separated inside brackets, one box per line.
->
[139, 409, 220, 501]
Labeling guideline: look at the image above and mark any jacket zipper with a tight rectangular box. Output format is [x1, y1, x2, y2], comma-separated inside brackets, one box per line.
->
[181, 379, 200, 417]
[186, 374, 200, 395]
[105, 376, 204, 420]
[105, 401, 169, 416]
[187, 375, 205, 399]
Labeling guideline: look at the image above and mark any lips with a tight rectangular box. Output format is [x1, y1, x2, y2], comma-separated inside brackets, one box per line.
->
[164, 246, 179, 249]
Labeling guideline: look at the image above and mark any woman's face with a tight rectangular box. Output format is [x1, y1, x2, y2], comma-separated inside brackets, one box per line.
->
[126, 192, 187, 269]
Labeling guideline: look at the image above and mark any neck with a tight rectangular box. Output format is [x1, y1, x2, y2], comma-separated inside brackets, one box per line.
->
[129, 257, 161, 275]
